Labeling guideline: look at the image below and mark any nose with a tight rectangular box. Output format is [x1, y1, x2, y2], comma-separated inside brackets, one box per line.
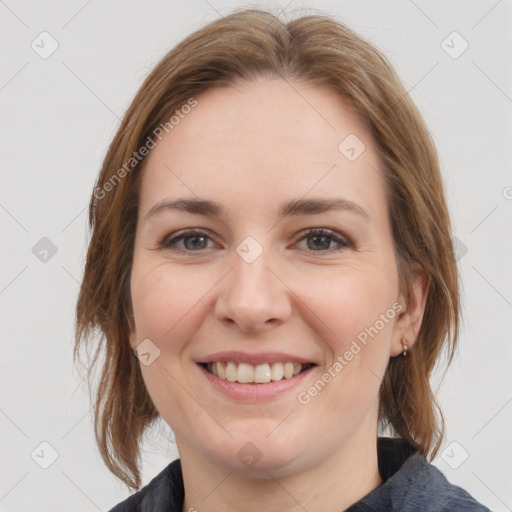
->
[214, 253, 293, 333]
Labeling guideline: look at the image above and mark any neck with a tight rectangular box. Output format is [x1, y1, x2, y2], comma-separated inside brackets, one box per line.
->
[179, 428, 383, 512]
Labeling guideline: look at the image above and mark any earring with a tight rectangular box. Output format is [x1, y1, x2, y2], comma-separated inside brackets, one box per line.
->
[402, 337, 408, 357]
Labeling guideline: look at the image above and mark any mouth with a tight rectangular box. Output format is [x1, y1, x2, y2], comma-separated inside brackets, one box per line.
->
[198, 361, 316, 384]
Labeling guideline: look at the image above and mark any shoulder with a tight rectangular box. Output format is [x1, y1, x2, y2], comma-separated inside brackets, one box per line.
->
[347, 438, 490, 512]
[397, 451, 490, 511]
[107, 459, 184, 512]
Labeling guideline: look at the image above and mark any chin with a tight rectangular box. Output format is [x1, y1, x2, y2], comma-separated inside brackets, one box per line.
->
[199, 423, 311, 478]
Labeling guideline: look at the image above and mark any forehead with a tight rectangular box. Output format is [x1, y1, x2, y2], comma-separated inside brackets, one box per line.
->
[139, 78, 385, 216]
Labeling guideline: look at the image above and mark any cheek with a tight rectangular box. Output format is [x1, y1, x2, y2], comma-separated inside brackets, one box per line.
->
[131, 263, 210, 345]
[293, 270, 399, 422]
[276, 266, 400, 451]
[305, 265, 396, 328]
[130, 264, 214, 433]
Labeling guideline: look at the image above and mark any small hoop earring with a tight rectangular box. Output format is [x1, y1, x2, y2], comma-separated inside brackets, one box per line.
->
[402, 337, 408, 357]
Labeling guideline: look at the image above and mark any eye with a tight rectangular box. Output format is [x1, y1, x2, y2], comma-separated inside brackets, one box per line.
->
[157, 228, 351, 254]
[159, 230, 218, 252]
[295, 228, 350, 252]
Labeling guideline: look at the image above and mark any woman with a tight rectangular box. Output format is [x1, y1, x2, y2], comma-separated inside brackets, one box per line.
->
[75, 8, 490, 511]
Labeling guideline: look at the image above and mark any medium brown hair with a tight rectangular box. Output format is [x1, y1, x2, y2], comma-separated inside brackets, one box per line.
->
[75, 8, 459, 490]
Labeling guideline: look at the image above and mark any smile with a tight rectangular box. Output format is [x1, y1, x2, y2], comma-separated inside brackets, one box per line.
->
[202, 361, 316, 384]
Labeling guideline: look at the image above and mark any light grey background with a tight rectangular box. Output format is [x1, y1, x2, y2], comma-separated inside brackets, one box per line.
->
[1, 0, 511, 510]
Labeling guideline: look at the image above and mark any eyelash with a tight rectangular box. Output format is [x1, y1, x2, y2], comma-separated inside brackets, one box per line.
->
[158, 228, 351, 254]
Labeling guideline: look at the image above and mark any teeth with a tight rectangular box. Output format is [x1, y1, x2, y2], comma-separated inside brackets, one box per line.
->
[271, 362, 284, 381]
[237, 363, 254, 383]
[226, 361, 237, 382]
[254, 363, 271, 383]
[207, 361, 311, 384]
[283, 362, 294, 379]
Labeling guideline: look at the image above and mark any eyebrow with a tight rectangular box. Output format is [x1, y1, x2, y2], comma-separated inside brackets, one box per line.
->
[144, 197, 369, 221]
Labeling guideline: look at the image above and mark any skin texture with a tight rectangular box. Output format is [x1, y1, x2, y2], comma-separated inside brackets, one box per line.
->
[129, 78, 429, 511]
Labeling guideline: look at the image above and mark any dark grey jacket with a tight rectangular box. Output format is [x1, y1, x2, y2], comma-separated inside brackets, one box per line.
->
[109, 437, 490, 511]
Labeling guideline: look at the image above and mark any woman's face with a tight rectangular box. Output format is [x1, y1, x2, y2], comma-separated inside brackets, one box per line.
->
[129, 78, 422, 476]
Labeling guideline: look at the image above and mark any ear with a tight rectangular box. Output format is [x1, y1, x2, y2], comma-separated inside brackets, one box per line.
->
[129, 331, 138, 351]
[390, 263, 430, 357]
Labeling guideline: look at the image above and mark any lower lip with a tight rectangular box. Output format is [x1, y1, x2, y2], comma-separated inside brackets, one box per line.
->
[197, 364, 315, 402]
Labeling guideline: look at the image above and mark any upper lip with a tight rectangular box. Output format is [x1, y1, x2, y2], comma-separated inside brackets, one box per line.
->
[196, 351, 317, 365]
